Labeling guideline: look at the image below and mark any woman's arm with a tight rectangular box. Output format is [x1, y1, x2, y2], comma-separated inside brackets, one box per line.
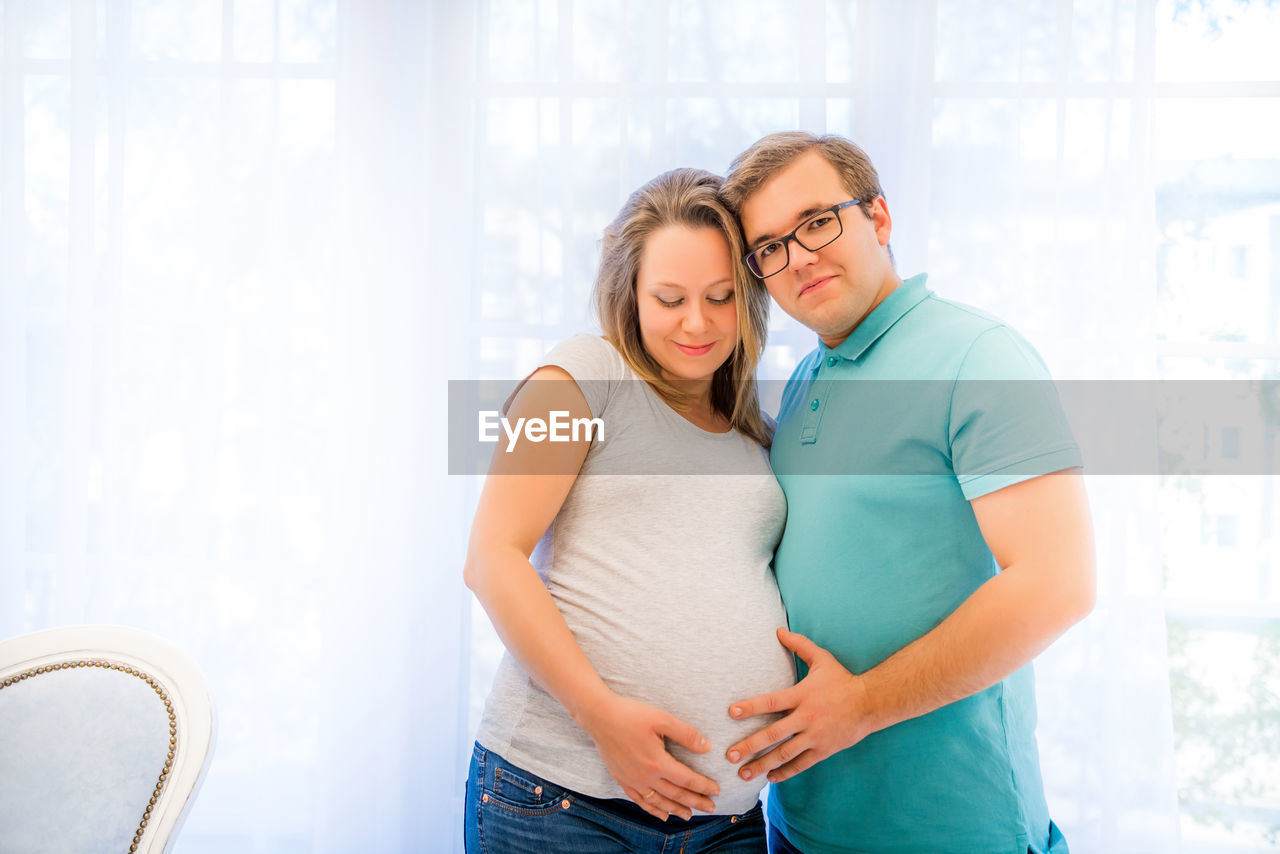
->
[464, 366, 721, 820]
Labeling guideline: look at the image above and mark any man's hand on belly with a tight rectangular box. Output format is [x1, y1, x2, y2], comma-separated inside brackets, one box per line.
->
[724, 627, 875, 785]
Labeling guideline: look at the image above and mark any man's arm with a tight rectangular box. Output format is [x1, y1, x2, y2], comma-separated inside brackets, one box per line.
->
[725, 469, 1095, 783]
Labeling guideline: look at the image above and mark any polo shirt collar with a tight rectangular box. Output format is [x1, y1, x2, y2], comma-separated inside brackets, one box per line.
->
[810, 273, 931, 371]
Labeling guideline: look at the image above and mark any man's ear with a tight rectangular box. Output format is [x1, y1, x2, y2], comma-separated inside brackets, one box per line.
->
[871, 196, 892, 247]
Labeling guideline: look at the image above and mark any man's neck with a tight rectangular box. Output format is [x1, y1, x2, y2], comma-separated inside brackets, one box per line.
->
[818, 272, 903, 349]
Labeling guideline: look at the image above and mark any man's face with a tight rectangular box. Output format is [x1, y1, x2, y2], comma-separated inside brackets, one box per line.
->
[739, 150, 897, 349]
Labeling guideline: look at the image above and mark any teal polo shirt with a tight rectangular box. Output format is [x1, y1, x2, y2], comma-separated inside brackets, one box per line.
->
[767, 274, 1081, 854]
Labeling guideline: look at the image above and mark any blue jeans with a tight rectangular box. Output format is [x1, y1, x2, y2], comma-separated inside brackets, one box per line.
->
[762, 819, 803, 854]
[465, 742, 766, 853]
[767, 823, 802, 854]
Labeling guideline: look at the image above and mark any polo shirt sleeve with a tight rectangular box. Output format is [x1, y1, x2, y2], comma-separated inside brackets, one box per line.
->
[948, 326, 1083, 500]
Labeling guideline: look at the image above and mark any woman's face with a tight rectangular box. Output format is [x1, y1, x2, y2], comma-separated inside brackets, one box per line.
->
[635, 225, 739, 386]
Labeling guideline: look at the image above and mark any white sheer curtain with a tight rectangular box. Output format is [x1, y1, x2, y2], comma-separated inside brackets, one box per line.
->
[2, 1, 471, 850]
[5, 0, 1278, 851]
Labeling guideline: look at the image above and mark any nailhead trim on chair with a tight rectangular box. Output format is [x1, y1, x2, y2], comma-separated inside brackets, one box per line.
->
[1, 658, 179, 854]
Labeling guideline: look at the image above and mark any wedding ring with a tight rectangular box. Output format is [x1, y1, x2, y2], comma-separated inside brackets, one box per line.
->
[641, 788, 657, 800]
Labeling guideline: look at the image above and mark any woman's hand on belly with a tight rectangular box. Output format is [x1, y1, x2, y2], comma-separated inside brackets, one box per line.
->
[577, 691, 722, 821]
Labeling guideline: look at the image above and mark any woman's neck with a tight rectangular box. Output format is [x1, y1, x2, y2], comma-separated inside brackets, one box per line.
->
[664, 378, 729, 433]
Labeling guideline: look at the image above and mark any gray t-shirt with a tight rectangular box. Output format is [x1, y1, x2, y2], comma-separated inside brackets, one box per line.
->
[475, 334, 795, 815]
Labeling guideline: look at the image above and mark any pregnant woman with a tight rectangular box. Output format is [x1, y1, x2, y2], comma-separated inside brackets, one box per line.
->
[463, 168, 794, 853]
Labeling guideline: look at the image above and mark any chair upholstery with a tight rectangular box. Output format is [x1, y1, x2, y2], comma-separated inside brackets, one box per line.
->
[0, 626, 215, 854]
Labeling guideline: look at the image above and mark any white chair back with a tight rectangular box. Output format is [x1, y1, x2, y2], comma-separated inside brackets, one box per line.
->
[0, 625, 215, 854]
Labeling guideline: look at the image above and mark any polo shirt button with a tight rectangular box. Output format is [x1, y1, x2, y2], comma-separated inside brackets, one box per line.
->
[809, 398, 820, 411]
[826, 356, 838, 367]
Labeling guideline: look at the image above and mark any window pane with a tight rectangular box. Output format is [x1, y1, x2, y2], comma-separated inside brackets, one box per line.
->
[1069, 0, 1137, 82]
[572, 0, 624, 82]
[22, 0, 69, 60]
[279, 0, 335, 63]
[131, 0, 222, 61]
[669, 0, 797, 83]
[1155, 98, 1280, 162]
[1154, 100, 1280, 347]
[1156, 0, 1280, 82]
[1166, 619, 1280, 847]
[233, 0, 274, 62]
[477, 98, 562, 326]
[484, 0, 558, 82]
[825, 0, 859, 82]
[25, 327, 61, 553]
[936, 0, 1058, 82]
[666, 97, 799, 170]
[25, 75, 70, 309]
[1162, 477, 1279, 604]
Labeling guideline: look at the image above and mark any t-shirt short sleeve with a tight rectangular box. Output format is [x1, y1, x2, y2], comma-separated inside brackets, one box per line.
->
[536, 334, 627, 420]
[948, 326, 1083, 500]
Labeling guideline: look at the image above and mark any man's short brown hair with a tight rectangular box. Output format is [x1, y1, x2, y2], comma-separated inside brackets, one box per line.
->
[722, 131, 884, 220]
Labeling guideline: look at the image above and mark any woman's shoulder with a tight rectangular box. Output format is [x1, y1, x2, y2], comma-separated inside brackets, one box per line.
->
[527, 334, 634, 422]
[541, 334, 631, 382]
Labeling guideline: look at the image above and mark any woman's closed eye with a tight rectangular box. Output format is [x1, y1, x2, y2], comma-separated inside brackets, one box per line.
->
[655, 291, 734, 308]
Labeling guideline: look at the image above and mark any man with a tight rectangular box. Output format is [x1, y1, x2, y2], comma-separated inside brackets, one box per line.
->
[720, 132, 1095, 853]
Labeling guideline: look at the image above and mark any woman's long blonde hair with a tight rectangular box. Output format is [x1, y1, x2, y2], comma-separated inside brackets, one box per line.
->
[593, 168, 773, 448]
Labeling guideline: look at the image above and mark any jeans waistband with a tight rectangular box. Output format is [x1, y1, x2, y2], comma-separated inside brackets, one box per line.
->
[473, 741, 759, 832]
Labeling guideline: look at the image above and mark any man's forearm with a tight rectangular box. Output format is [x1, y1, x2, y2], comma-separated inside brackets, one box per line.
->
[857, 556, 1094, 734]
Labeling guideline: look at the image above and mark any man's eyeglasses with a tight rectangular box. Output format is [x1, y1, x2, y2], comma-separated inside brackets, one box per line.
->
[743, 199, 866, 279]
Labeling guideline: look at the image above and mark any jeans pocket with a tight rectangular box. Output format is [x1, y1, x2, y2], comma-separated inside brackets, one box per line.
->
[485, 763, 570, 817]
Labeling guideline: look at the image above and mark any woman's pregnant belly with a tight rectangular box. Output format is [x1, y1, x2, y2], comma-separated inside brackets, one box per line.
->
[564, 581, 797, 815]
